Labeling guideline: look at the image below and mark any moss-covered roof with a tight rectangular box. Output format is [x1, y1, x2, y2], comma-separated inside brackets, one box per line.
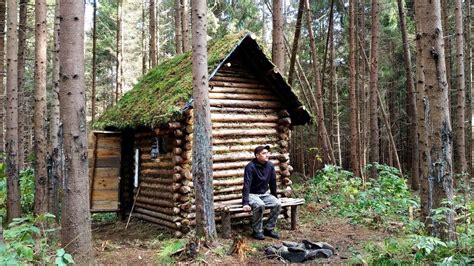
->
[95, 32, 311, 130]
[94, 32, 248, 130]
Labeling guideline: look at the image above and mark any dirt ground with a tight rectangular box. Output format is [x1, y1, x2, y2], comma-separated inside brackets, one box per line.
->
[93, 204, 388, 264]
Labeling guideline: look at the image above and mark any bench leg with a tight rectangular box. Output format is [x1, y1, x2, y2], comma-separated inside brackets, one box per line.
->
[291, 205, 298, 230]
[222, 211, 232, 238]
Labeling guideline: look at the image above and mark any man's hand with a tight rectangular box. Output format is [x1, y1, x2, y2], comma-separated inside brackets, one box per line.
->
[243, 205, 251, 212]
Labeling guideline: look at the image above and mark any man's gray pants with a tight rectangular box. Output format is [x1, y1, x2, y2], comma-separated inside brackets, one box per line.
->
[249, 193, 282, 233]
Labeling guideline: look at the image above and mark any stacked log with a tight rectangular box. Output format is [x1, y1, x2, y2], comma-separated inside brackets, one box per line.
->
[134, 127, 186, 236]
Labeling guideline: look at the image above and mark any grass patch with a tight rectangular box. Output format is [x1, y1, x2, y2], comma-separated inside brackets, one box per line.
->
[155, 239, 186, 264]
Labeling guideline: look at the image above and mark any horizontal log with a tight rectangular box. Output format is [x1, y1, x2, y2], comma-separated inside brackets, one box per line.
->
[278, 140, 289, 148]
[177, 195, 190, 203]
[210, 107, 277, 114]
[213, 160, 278, 170]
[185, 125, 193, 134]
[212, 136, 279, 145]
[280, 169, 290, 176]
[184, 142, 192, 151]
[214, 193, 241, 201]
[140, 182, 181, 192]
[211, 113, 279, 122]
[210, 99, 282, 109]
[209, 86, 272, 95]
[209, 92, 277, 101]
[140, 189, 181, 201]
[212, 144, 270, 154]
[134, 207, 182, 222]
[213, 152, 288, 162]
[136, 196, 174, 207]
[140, 169, 174, 176]
[212, 122, 278, 130]
[214, 186, 242, 194]
[140, 153, 174, 161]
[141, 161, 175, 168]
[133, 213, 181, 229]
[140, 177, 175, 185]
[278, 110, 290, 118]
[213, 167, 281, 179]
[212, 128, 278, 137]
[279, 133, 289, 141]
[282, 178, 292, 186]
[135, 202, 180, 215]
[279, 162, 288, 170]
[174, 155, 183, 164]
[208, 80, 266, 88]
[174, 129, 183, 137]
[210, 75, 262, 84]
[181, 179, 191, 187]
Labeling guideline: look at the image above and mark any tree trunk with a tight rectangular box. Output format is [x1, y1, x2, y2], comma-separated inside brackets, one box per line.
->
[59, 0, 93, 261]
[6, 0, 21, 222]
[397, 0, 419, 190]
[175, 0, 182, 54]
[142, 0, 147, 74]
[441, 0, 452, 99]
[191, 0, 216, 242]
[48, 0, 61, 218]
[349, 0, 361, 177]
[453, 0, 467, 176]
[287, 0, 303, 86]
[33, 0, 48, 215]
[369, 0, 380, 178]
[328, 0, 335, 157]
[304, 0, 335, 165]
[149, 0, 157, 66]
[465, 0, 472, 175]
[271, 0, 284, 71]
[115, 0, 122, 104]
[181, 0, 190, 52]
[17, 0, 27, 170]
[0, 0, 6, 159]
[91, 0, 97, 124]
[415, 0, 455, 241]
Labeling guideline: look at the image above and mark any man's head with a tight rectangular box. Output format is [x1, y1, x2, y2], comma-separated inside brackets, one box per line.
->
[254, 145, 270, 163]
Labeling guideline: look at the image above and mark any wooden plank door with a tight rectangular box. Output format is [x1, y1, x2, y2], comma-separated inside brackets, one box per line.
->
[88, 131, 122, 212]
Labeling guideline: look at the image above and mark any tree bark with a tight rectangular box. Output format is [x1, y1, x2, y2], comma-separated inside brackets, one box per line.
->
[115, 0, 122, 104]
[91, 0, 97, 123]
[6, 0, 21, 222]
[17, 0, 27, 170]
[397, 0, 419, 190]
[33, 0, 48, 215]
[175, 0, 182, 54]
[465, 0, 472, 175]
[59, 0, 93, 261]
[0, 0, 5, 159]
[415, 0, 455, 241]
[369, 0, 380, 177]
[191, 0, 216, 242]
[181, 0, 190, 52]
[149, 0, 157, 66]
[48, 0, 61, 218]
[349, 0, 361, 177]
[453, 0, 467, 176]
[142, 0, 147, 74]
[287, 0, 304, 86]
[271, 0, 284, 71]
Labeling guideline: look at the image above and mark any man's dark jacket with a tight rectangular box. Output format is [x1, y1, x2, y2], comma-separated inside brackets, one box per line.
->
[242, 159, 277, 206]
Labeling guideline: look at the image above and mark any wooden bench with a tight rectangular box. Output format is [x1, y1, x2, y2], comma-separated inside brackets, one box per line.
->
[216, 197, 305, 238]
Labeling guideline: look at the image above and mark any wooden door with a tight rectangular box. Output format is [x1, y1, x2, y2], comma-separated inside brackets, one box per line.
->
[88, 131, 122, 212]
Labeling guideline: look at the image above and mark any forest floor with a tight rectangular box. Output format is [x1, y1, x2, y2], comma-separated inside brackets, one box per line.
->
[93, 203, 389, 264]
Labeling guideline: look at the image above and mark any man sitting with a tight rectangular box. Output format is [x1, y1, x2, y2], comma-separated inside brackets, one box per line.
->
[242, 145, 282, 240]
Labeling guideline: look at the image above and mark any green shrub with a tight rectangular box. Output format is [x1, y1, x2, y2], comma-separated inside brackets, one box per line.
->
[155, 239, 186, 264]
[20, 168, 35, 213]
[0, 214, 74, 265]
[299, 164, 418, 228]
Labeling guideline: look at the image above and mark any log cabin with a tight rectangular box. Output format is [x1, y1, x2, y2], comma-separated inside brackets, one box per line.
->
[91, 32, 311, 236]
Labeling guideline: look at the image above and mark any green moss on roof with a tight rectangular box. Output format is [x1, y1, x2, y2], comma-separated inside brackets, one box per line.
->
[94, 32, 248, 130]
